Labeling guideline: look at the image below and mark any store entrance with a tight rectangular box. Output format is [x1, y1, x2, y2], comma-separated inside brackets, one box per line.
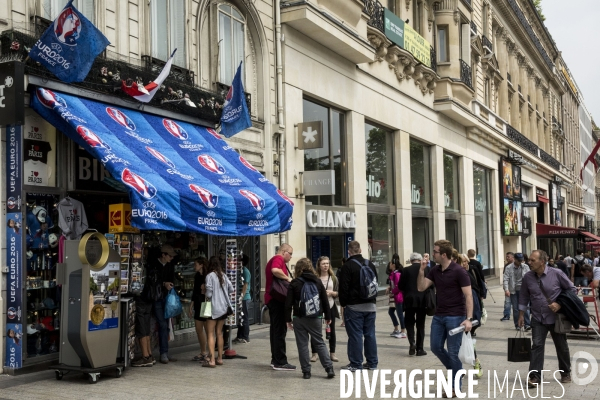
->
[306, 234, 347, 274]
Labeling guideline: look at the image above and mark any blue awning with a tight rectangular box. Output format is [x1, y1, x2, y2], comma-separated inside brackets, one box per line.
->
[31, 87, 294, 236]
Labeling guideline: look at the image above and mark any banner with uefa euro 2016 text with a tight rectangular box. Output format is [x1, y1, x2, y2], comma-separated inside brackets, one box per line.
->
[5, 211, 23, 369]
[30, 87, 294, 236]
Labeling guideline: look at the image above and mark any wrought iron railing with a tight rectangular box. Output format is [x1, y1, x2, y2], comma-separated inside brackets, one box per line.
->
[507, 72, 511, 83]
[552, 116, 563, 132]
[506, 0, 554, 70]
[216, 82, 251, 114]
[430, 46, 437, 73]
[518, 84, 522, 93]
[506, 124, 538, 156]
[528, 95, 531, 103]
[470, 21, 477, 35]
[482, 35, 493, 52]
[461, 0, 472, 7]
[363, 0, 385, 33]
[540, 149, 560, 170]
[459, 59, 473, 89]
[0, 27, 225, 124]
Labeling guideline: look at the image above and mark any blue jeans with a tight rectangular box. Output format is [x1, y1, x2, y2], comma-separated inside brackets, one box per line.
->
[430, 315, 464, 389]
[510, 291, 530, 328]
[388, 302, 405, 329]
[574, 277, 589, 295]
[154, 300, 170, 356]
[503, 295, 512, 317]
[344, 307, 377, 369]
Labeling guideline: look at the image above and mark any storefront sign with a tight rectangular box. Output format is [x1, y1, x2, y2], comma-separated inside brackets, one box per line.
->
[5, 211, 23, 369]
[384, 9, 431, 67]
[306, 206, 356, 231]
[76, 147, 120, 192]
[303, 170, 335, 196]
[6, 125, 22, 212]
[536, 223, 577, 238]
[553, 175, 563, 185]
[297, 121, 323, 150]
[367, 175, 382, 198]
[0, 62, 25, 127]
[522, 202, 539, 207]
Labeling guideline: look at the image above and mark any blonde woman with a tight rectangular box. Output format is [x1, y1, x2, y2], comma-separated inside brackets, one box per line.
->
[310, 256, 339, 362]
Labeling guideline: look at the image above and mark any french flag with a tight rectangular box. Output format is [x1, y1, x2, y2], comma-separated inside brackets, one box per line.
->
[121, 49, 177, 103]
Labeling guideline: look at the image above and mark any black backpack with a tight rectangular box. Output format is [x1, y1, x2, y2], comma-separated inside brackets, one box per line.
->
[298, 278, 322, 318]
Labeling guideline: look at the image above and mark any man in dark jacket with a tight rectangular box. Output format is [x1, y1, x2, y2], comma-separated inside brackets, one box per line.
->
[555, 256, 569, 277]
[338, 241, 378, 371]
[400, 252, 428, 356]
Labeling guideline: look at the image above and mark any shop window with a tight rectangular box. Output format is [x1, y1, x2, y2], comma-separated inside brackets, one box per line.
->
[43, 0, 94, 21]
[437, 26, 449, 62]
[303, 99, 346, 206]
[367, 214, 396, 287]
[410, 140, 431, 208]
[218, 4, 245, 84]
[151, 0, 186, 67]
[412, 217, 430, 256]
[365, 122, 394, 206]
[473, 164, 494, 274]
[443, 153, 459, 212]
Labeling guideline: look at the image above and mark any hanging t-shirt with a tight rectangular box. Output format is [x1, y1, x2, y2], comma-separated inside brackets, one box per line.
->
[24, 160, 52, 186]
[24, 139, 52, 163]
[57, 197, 89, 240]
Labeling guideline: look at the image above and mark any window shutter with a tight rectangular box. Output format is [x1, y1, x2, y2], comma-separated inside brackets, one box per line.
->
[151, 0, 168, 61]
[219, 12, 232, 83]
[79, 0, 95, 22]
[51, 0, 69, 19]
[169, 0, 186, 67]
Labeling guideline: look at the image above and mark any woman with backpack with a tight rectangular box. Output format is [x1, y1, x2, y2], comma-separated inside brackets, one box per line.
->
[386, 256, 406, 338]
[285, 258, 335, 380]
[310, 256, 339, 363]
[202, 256, 234, 368]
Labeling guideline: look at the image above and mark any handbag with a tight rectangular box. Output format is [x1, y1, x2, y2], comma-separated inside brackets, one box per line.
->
[220, 280, 234, 316]
[424, 286, 436, 316]
[269, 264, 292, 303]
[200, 300, 212, 318]
[507, 329, 531, 362]
[538, 278, 572, 334]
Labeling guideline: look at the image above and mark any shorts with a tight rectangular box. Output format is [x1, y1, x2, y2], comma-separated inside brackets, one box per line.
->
[135, 299, 152, 338]
[209, 313, 228, 321]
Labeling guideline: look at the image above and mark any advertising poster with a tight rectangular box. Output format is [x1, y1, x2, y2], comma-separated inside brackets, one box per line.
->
[502, 160, 513, 199]
[5, 323, 23, 369]
[88, 261, 120, 331]
[512, 165, 521, 199]
[5, 212, 23, 368]
[503, 199, 523, 236]
[6, 125, 22, 212]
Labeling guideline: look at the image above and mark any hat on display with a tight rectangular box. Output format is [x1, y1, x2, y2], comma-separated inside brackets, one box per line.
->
[27, 250, 34, 259]
[43, 297, 55, 309]
[32, 206, 47, 223]
[161, 244, 177, 257]
[48, 233, 58, 248]
[27, 324, 39, 335]
[514, 253, 524, 261]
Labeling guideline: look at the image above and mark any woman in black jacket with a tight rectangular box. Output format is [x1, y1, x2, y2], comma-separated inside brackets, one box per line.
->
[285, 258, 335, 380]
[189, 257, 208, 362]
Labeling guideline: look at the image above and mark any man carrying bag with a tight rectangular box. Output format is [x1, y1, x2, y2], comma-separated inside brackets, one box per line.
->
[517, 250, 577, 388]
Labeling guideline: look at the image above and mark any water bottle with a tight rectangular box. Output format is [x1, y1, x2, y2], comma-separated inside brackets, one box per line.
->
[448, 320, 479, 336]
[325, 323, 331, 340]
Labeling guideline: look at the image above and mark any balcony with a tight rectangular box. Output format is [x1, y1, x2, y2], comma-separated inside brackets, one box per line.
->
[280, 0, 375, 64]
[506, 124, 561, 171]
[507, 72, 512, 83]
[482, 35, 493, 53]
[470, 21, 477, 36]
[459, 59, 473, 89]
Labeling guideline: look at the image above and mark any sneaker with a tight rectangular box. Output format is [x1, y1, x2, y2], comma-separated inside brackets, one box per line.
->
[390, 329, 400, 337]
[342, 364, 359, 372]
[409, 345, 416, 356]
[397, 332, 407, 339]
[326, 366, 335, 379]
[362, 362, 377, 370]
[150, 355, 156, 365]
[473, 359, 483, 378]
[560, 374, 571, 384]
[273, 363, 296, 371]
[501, 316, 510, 321]
[160, 354, 169, 364]
[233, 338, 248, 344]
[524, 326, 532, 331]
[131, 356, 152, 367]
[303, 371, 311, 379]
[416, 350, 427, 356]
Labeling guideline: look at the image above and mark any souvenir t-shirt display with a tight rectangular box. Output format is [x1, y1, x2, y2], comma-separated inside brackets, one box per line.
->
[57, 197, 89, 240]
[24, 139, 52, 164]
[24, 159, 52, 186]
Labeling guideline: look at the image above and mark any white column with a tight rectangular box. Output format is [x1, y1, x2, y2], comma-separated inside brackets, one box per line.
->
[346, 111, 368, 250]
[431, 145, 446, 242]
[396, 130, 413, 263]
[460, 157, 475, 251]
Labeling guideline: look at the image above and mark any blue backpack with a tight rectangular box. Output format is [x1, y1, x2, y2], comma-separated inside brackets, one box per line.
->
[352, 259, 378, 300]
[298, 278, 322, 318]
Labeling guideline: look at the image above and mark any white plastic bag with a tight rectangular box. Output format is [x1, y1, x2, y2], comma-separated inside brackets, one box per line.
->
[458, 332, 476, 365]
[480, 308, 488, 325]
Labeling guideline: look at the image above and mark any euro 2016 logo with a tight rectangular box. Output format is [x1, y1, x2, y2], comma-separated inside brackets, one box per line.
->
[54, 8, 82, 46]
[572, 351, 598, 385]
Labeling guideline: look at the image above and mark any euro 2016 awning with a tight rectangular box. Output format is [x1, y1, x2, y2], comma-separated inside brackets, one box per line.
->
[31, 87, 294, 236]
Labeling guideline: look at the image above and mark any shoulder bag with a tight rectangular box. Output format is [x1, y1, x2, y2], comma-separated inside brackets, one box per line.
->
[537, 278, 572, 334]
[220, 278, 234, 316]
[269, 264, 292, 303]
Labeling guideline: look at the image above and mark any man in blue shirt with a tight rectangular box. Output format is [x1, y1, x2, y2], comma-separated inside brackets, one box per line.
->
[234, 254, 252, 343]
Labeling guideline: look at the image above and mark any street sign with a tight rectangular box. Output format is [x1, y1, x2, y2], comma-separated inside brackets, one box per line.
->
[297, 121, 323, 150]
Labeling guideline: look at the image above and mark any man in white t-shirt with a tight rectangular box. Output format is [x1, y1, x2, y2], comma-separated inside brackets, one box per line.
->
[581, 264, 600, 294]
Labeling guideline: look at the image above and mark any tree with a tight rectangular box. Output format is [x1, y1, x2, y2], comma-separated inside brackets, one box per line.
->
[533, 0, 545, 21]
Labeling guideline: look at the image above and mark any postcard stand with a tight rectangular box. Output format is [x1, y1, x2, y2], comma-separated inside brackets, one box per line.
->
[52, 233, 125, 384]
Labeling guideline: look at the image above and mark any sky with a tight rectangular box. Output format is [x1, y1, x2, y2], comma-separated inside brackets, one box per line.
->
[542, 0, 599, 122]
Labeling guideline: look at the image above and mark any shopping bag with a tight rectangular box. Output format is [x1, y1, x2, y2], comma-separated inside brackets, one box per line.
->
[507, 331, 531, 362]
[164, 288, 183, 319]
[200, 300, 212, 318]
[480, 308, 488, 325]
[458, 332, 476, 365]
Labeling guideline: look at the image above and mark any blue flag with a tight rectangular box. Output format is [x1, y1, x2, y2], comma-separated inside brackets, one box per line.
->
[28, 0, 109, 83]
[220, 62, 252, 138]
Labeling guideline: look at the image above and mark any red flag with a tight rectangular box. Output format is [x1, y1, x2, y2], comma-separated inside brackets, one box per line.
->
[121, 49, 176, 103]
[580, 139, 600, 180]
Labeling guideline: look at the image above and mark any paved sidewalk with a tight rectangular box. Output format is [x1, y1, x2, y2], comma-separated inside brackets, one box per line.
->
[1, 286, 599, 399]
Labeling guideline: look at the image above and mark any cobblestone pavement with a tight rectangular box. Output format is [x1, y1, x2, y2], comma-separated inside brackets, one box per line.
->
[1, 286, 599, 399]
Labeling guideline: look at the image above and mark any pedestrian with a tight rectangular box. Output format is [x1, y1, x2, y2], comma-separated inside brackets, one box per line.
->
[386, 259, 407, 339]
[285, 258, 335, 380]
[190, 257, 209, 362]
[572, 250, 589, 294]
[400, 252, 428, 356]
[580, 263, 600, 292]
[337, 257, 346, 327]
[501, 252, 515, 322]
[503, 252, 531, 330]
[203, 256, 234, 368]
[234, 254, 251, 344]
[265, 244, 295, 371]
[555, 256, 569, 277]
[339, 240, 379, 371]
[458, 254, 483, 378]
[310, 256, 339, 362]
[518, 250, 576, 387]
[467, 249, 485, 299]
[417, 239, 473, 397]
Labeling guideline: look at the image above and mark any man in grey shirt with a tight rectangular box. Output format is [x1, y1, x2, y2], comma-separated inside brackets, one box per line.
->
[503, 252, 531, 330]
[518, 250, 576, 387]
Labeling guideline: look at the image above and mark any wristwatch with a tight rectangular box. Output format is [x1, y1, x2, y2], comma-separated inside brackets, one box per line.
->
[468, 317, 474, 322]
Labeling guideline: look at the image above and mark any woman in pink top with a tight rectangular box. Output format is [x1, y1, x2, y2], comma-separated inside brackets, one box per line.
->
[386, 255, 406, 338]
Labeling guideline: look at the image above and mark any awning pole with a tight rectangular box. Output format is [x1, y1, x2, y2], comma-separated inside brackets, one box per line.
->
[275, 0, 286, 246]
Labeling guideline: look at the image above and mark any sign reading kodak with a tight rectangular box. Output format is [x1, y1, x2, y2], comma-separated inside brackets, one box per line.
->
[109, 203, 139, 233]
[384, 9, 431, 68]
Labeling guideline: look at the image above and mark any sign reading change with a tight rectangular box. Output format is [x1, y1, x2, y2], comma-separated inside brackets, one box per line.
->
[384, 9, 431, 68]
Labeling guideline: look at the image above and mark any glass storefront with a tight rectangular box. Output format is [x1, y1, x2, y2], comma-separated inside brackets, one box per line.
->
[365, 122, 394, 205]
[473, 164, 494, 275]
[411, 140, 432, 254]
[303, 99, 345, 206]
[367, 214, 396, 285]
[444, 153, 460, 249]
